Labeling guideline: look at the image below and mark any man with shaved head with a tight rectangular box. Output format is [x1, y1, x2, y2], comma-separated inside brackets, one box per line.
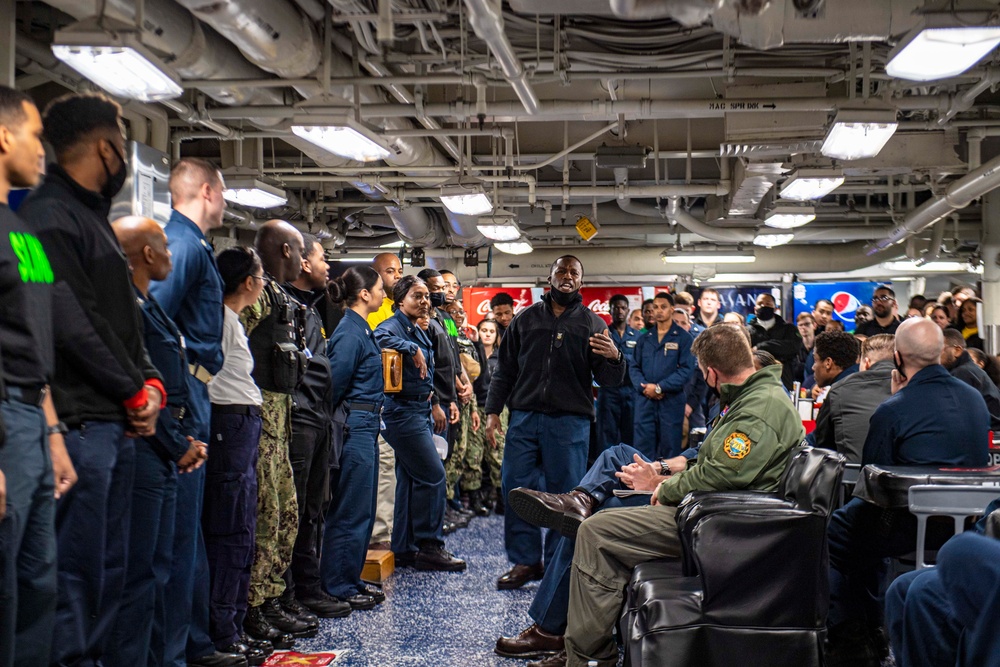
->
[150, 156, 229, 667]
[366, 251, 404, 551]
[108, 217, 231, 666]
[241, 220, 318, 644]
[825, 317, 991, 667]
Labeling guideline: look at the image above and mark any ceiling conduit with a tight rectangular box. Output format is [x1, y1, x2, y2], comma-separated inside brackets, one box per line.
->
[869, 152, 1000, 254]
[463, 0, 540, 115]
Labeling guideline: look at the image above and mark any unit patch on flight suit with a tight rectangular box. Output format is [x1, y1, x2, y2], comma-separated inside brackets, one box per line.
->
[723, 432, 752, 459]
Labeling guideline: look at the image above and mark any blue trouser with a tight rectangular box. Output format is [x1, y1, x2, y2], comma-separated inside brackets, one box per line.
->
[286, 420, 332, 599]
[528, 444, 648, 634]
[502, 411, 590, 566]
[937, 532, 1000, 666]
[165, 379, 214, 664]
[595, 387, 635, 451]
[382, 398, 446, 553]
[203, 410, 260, 649]
[322, 409, 380, 598]
[0, 396, 55, 667]
[107, 442, 177, 667]
[51, 421, 133, 667]
[885, 568, 960, 667]
[632, 394, 685, 460]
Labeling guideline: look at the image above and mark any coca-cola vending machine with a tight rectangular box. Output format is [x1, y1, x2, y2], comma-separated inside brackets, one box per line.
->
[461, 287, 536, 326]
[577, 287, 646, 325]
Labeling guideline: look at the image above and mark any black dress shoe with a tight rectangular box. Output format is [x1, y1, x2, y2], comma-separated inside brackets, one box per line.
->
[470, 489, 491, 517]
[260, 597, 317, 638]
[444, 507, 470, 529]
[442, 519, 457, 535]
[239, 633, 274, 656]
[243, 606, 296, 650]
[357, 584, 386, 604]
[298, 591, 353, 618]
[394, 551, 417, 568]
[339, 592, 378, 610]
[497, 563, 545, 590]
[415, 544, 467, 572]
[280, 596, 319, 625]
[220, 643, 267, 666]
[187, 650, 248, 667]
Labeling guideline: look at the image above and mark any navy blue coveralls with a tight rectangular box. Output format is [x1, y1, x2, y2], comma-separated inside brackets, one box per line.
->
[0, 204, 56, 667]
[630, 323, 695, 459]
[827, 365, 990, 632]
[149, 210, 224, 665]
[108, 289, 196, 667]
[375, 309, 446, 555]
[595, 324, 640, 450]
[321, 309, 384, 598]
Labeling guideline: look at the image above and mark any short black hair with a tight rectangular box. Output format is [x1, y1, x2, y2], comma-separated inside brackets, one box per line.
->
[641, 298, 654, 308]
[943, 328, 967, 349]
[654, 291, 675, 305]
[216, 246, 262, 297]
[416, 268, 441, 282]
[814, 298, 834, 309]
[874, 285, 896, 298]
[551, 255, 583, 273]
[609, 294, 629, 307]
[814, 331, 861, 371]
[43, 92, 123, 159]
[301, 233, 321, 258]
[393, 275, 426, 308]
[490, 292, 514, 308]
[0, 85, 32, 130]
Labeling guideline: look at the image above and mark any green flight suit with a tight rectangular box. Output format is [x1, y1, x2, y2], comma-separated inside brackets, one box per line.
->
[564, 364, 805, 667]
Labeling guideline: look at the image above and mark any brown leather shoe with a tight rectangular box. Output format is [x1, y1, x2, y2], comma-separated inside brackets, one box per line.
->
[496, 562, 545, 590]
[528, 649, 567, 667]
[508, 488, 597, 538]
[495, 624, 564, 658]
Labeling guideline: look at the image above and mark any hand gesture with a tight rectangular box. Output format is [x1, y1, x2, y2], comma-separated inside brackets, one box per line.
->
[589, 329, 620, 360]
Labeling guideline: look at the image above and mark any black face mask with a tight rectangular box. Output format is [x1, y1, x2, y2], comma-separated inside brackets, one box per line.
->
[756, 306, 775, 322]
[549, 288, 583, 308]
[101, 143, 128, 200]
[429, 292, 446, 308]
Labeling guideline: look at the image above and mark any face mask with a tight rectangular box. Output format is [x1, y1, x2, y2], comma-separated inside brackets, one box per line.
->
[101, 143, 127, 200]
[429, 292, 446, 308]
[549, 288, 582, 308]
[756, 306, 775, 322]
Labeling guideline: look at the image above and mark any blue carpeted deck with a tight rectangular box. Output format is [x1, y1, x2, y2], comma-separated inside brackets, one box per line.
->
[295, 513, 542, 666]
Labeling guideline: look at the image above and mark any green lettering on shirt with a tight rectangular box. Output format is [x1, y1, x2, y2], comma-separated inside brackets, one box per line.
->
[443, 317, 459, 338]
[9, 232, 54, 284]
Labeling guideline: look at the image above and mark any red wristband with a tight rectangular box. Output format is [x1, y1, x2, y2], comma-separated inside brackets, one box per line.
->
[145, 378, 168, 409]
[123, 387, 148, 411]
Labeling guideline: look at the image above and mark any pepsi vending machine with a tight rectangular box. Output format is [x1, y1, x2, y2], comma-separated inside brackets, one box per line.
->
[792, 282, 881, 332]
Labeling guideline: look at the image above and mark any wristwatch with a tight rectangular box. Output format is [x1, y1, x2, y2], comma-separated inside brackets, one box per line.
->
[47, 421, 68, 436]
[654, 384, 662, 396]
[658, 459, 671, 476]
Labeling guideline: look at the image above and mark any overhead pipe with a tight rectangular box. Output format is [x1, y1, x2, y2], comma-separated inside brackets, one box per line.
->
[664, 198, 755, 243]
[385, 206, 446, 247]
[915, 217, 949, 266]
[463, 0, 541, 115]
[868, 151, 1000, 254]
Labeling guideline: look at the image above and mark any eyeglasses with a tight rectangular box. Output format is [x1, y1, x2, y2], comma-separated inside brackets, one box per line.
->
[250, 275, 265, 282]
[872, 295, 895, 303]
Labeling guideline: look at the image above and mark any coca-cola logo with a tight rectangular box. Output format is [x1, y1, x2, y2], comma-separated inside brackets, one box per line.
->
[588, 299, 610, 314]
[476, 301, 492, 316]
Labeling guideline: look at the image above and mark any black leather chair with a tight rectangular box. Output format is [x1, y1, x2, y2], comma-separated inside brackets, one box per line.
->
[619, 446, 845, 667]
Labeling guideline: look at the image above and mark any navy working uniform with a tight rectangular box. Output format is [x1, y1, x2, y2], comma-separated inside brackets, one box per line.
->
[0, 203, 56, 667]
[108, 288, 197, 667]
[282, 283, 333, 602]
[322, 309, 384, 599]
[149, 209, 224, 666]
[486, 292, 626, 569]
[19, 164, 164, 667]
[630, 323, 695, 460]
[375, 309, 445, 556]
[827, 364, 990, 635]
[595, 324, 639, 450]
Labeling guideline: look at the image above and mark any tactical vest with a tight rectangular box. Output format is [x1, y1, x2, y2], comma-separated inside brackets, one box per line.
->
[248, 280, 308, 393]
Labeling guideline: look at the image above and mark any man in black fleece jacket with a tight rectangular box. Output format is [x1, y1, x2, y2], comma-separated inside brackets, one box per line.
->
[941, 328, 1000, 430]
[485, 256, 625, 590]
[17, 93, 165, 667]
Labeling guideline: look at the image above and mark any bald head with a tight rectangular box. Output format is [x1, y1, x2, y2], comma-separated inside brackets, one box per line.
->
[895, 317, 944, 373]
[112, 215, 172, 286]
[372, 251, 403, 291]
[255, 219, 304, 283]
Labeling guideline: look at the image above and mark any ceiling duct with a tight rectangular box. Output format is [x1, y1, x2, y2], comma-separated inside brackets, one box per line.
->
[608, 0, 724, 26]
[727, 160, 784, 217]
[464, 0, 540, 115]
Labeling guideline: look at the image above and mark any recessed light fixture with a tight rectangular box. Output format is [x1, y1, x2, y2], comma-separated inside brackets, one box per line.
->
[820, 111, 898, 161]
[779, 168, 845, 201]
[765, 205, 816, 229]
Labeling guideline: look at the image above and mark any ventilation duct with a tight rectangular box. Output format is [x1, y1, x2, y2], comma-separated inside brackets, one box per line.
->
[464, 0, 540, 114]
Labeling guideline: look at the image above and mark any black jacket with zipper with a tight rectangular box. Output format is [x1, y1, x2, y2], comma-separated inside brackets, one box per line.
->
[284, 283, 333, 430]
[485, 293, 626, 419]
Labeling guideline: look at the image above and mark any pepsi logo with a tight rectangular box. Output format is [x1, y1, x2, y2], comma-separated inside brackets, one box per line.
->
[831, 291, 860, 321]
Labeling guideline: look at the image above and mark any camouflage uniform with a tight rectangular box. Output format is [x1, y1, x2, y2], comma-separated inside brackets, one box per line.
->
[483, 407, 508, 491]
[445, 397, 475, 500]
[242, 296, 299, 606]
[460, 402, 487, 493]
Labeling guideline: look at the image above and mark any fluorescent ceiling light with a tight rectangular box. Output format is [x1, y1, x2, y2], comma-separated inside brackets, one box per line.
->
[441, 191, 493, 216]
[221, 174, 287, 209]
[765, 205, 815, 229]
[291, 115, 392, 162]
[52, 20, 183, 102]
[881, 260, 983, 273]
[887, 24, 1000, 82]
[477, 212, 521, 241]
[779, 168, 845, 201]
[753, 233, 794, 248]
[820, 111, 898, 161]
[661, 249, 756, 264]
[494, 239, 533, 255]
